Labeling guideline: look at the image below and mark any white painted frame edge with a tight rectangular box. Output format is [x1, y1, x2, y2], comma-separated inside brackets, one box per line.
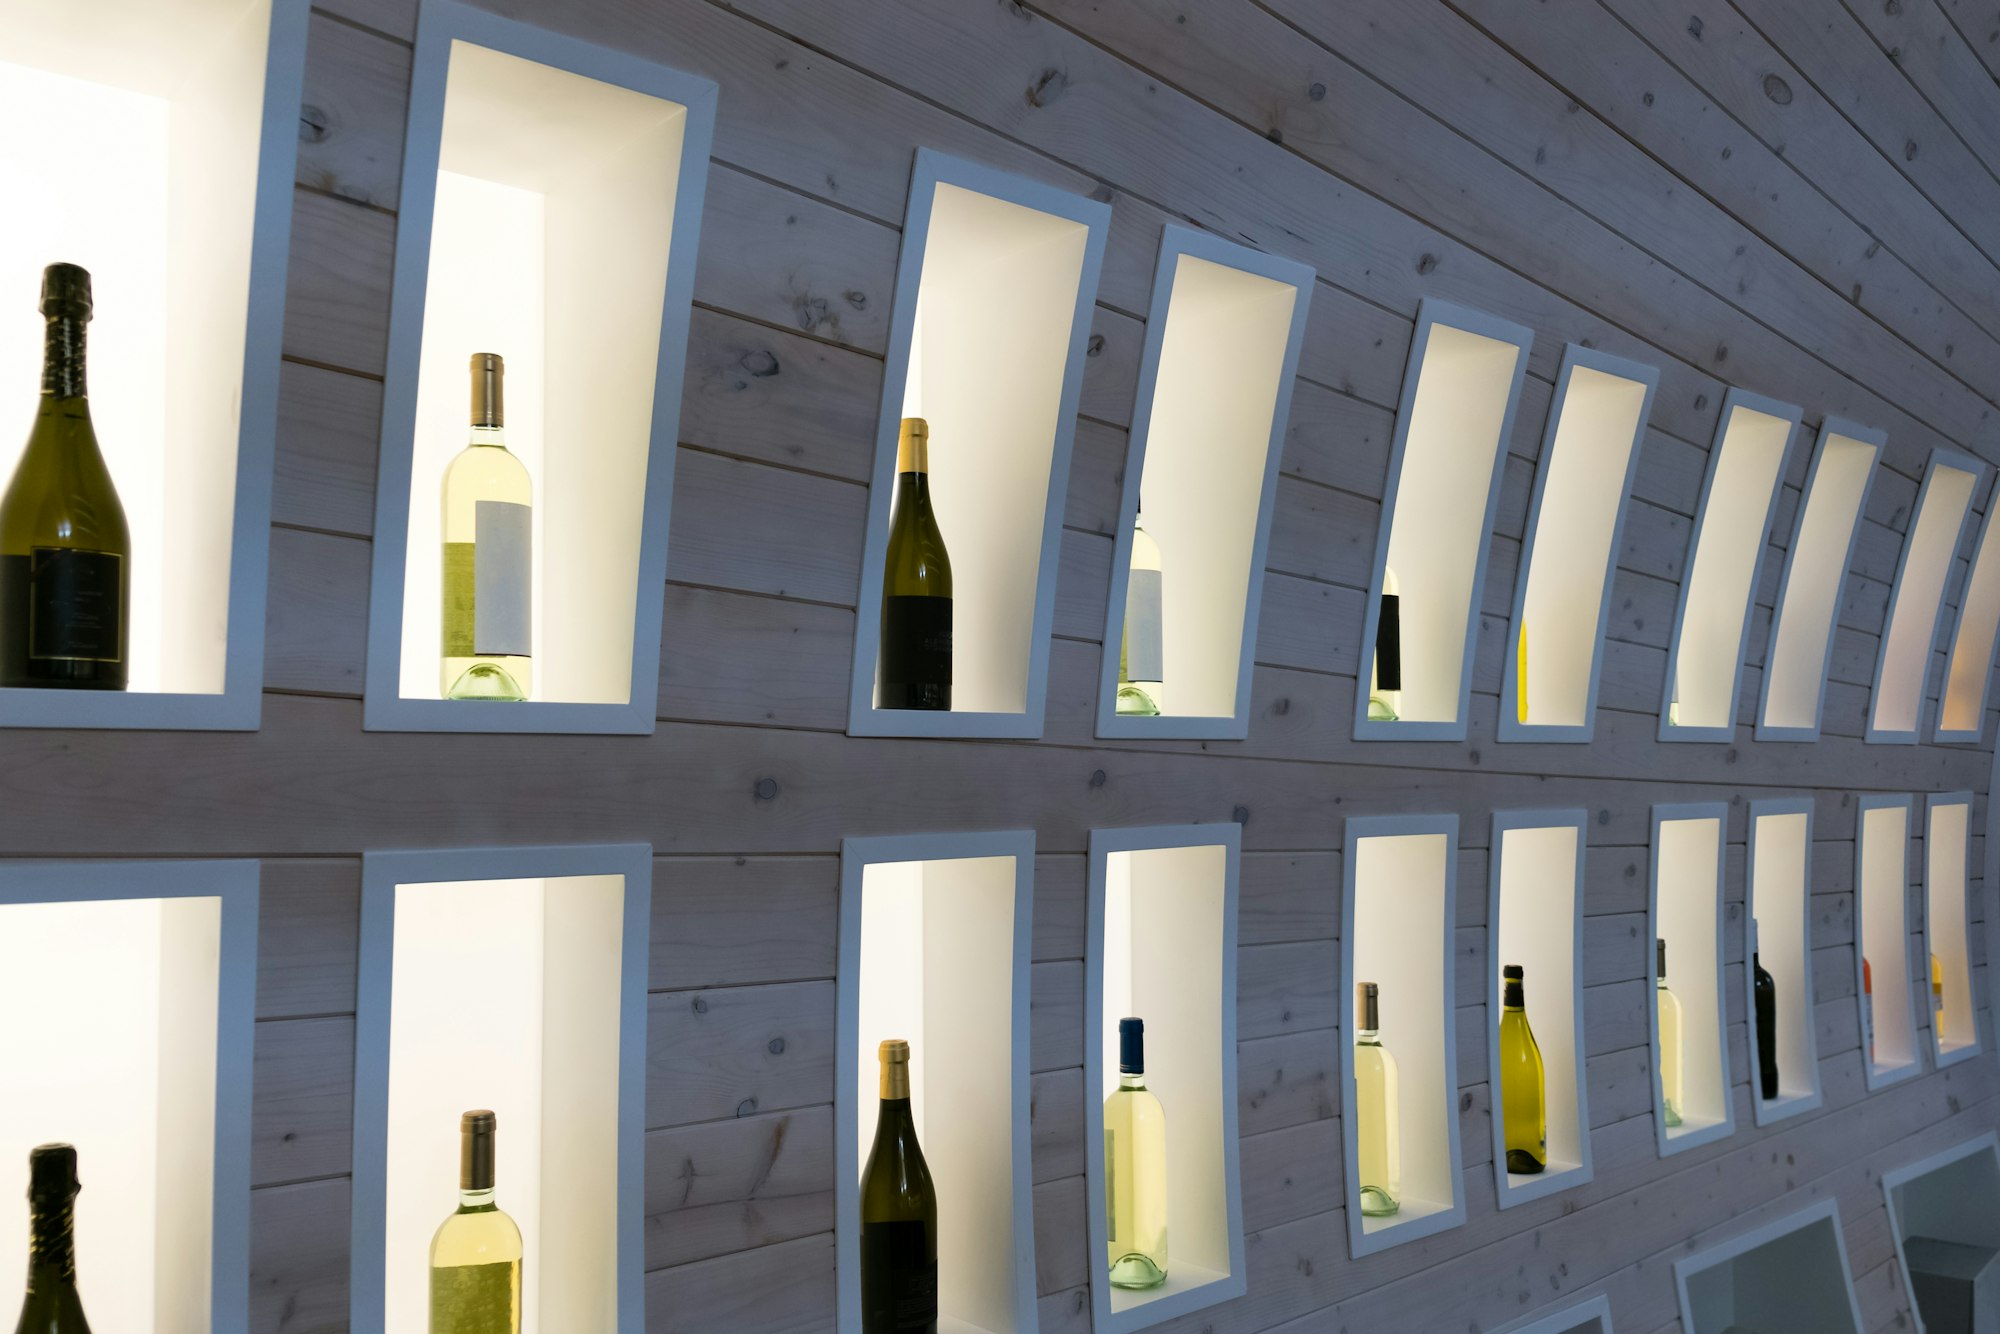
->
[1745, 796, 1824, 1127]
[1925, 789, 1981, 1068]
[0, 859, 260, 1332]
[1753, 416, 1886, 744]
[1489, 1291, 1616, 1334]
[1094, 226, 1315, 741]
[1353, 298, 1534, 742]
[1657, 387, 1801, 743]
[1670, 1198, 1866, 1334]
[1934, 495, 2000, 743]
[1856, 792, 1925, 1093]
[1648, 800, 1736, 1157]
[834, 829, 1040, 1333]
[360, 0, 719, 735]
[845, 149, 1112, 740]
[1866, 447, 1987, 745]
[348, 842, 655, 1334]
[1878, 1129, 2000, 1334]
[1082, 822, 1247, 1330]
[1497, 344, 1660, 744]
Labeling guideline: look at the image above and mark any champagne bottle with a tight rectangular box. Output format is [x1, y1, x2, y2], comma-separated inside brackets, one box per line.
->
[428, 1110, 522, 1334]
[440, 354, 532, 701]
[1367, 568, 1401, 721]
[1932, 952, 1945, 1040]
[12, 1144, 92, 1334]
[1752, 920, 1778, 1100]
[860, 1039, 937, 1332]
[1104, 1017, 1168, 1288]
[1, 264, 130, 691]
[879, 418, 952, 711]
[1861, 956, 1875, 1065]
[1498, 964, 1547, 1174]
[1656, 938, 1684, 1127]
[1353, 981, 1401, 1216]
[1116, 509, 1163, 716]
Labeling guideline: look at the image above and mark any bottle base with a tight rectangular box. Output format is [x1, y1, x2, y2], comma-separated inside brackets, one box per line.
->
[879, 685, 951, 710]
[1108, 1253, 1167, 1289]
[1663, 1100, 1683, 1128]
[446, 662, 527, 701]
[1505, 1149, 1546, 1175]
[1366, 695, 1399, 722]
[1115, 684, 1162, 716]
[1358, 1186, 1400, 1217]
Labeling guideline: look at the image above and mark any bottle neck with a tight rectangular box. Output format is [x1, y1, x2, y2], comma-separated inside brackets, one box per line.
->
[41, 315, 86, 399]
[455, 1185, 498, 1214]
[25, 1196, 78, 1288]
[468, 423, 507, 449]
[1503, 980, 1525, 1011]
[1356, 1025, 1381, 1045]
[1118, 1070, 1147, 1091]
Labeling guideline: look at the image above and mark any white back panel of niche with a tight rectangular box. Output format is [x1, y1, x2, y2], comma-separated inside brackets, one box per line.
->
[363, 0, 716, 733]
[848, 150, 1110, 739]
[1936, 494, 2000, 741]
[1869, 448, 1983, 743]
[1095, 226, 1313, 741]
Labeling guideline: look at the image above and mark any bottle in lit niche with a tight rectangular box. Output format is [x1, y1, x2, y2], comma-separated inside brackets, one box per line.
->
[1104, 1016, 1167, 1288]
[861, 1039, 937, 1332]
[1497, 964, 1546, 1174]
[1667, 675, 1680, 727]
[1656, 937, 1684, 1128]
[1861, 956, 1874, 1065]
[879, 417, 953, 711]
[429, 1110, 521, 1334]
[1933, 952, 1945, 1040]
[11, 1144, 92, 1333]
[1367, 567, 1401, 721]
[1353, 981, 1401, 1215]
[1116, 508, 1163, 716]
[1515, 624, 1528, 725]
[441, 353, 532, 701]
[1752, 919, 1778, 1101]
[1, 263, 130, 691]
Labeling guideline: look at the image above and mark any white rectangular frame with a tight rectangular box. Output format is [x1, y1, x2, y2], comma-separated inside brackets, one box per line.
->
[1745, 798, 1824, 1124]
[1881, 1132, 2000, 1334]
[1490, 1293, 1615, 1334]
[1869, 449, 1984, 744]
[1858, 793, 1924, 1091]
[1936, 496, 2000, 741]
[1649, 802, 1735, 1155]
[1925, 790, 1981, 1067]
[1672, 1199, 1865, 1334]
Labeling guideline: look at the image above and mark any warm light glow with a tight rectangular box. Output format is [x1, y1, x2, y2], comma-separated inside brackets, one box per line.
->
[1939, 502, 2000, 734]
[1656, 815, 1727, 1140]
[1493, 823, 1584, 1185]
[1875, 460, 1978, 735]
[1762, 430, 1877, 733]
[1859, 801, 1918, 1078]
[1927, 800, 1975, 1056]
[1749, 809, 1819, 1114]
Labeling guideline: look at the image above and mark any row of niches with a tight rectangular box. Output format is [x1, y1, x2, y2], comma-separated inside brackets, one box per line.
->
[7, 4, 1998, 745]
[2, 792, 1977, 1332]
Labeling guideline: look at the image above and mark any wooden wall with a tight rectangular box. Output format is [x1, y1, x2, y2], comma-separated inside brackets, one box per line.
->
[14, 0, 2000, 1329]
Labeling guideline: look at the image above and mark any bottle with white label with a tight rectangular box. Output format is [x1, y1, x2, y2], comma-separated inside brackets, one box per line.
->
[1117, 506, 1163, 715]
[441, 353, 532, 701]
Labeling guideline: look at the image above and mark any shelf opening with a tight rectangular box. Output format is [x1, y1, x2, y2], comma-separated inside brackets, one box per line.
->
[1675, 1202, 1865, 1334]
[1747, 802, 1822, 1124]
[1927, 794, 1978, 1064]
[1938, 499, 2000, 739]
[1884, 1136, 2000, 1334]
[1652, 806, 1732, 1153]
[1872, 451, 1981, 742]
[1858, 796, 1921, 1089]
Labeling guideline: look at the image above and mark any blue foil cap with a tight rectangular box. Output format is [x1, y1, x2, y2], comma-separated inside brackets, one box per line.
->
[1118, 1016, 1145, 1074]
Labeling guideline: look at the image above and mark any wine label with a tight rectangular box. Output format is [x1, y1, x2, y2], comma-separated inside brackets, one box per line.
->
[1124, 568, 1163, 682]
[860, 1219, 937, 1331]
[475, 500, 531, 658]
[880, 594, 951, 710]
[442, 542, 476, 657]
[428, 1259, 519, 1334]
[1374, 591, 1402, 690]
[28, 547, 122, 663]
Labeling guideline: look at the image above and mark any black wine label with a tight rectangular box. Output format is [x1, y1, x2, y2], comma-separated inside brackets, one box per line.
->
[860, 1219, 938, 1332]
[28, 547, 122, 663]
[881, 595, 952, 710]
[1374, 591, 1402, 690]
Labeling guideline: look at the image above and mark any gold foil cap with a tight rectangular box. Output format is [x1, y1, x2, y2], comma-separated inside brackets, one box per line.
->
[896, 417, 929, 474]
[459, 1109, 496, 1191]
[469, 352, 505, 428]
[878, 1038, 912, 1099]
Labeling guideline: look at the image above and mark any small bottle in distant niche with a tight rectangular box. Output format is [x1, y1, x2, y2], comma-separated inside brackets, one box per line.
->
[1353, 981, 1401, 1215]
[1752, 919, 1779, 1101]
[1933, 952, 1946, 1041]
[11, 1143, 94, 1333]
[440, 353, 532, 701]
[879, 417, 953, 711]
[429, 1110, 522, 1334]
[1116, 508, 1163, 716]
[1367, 567, 1401, 721]
[1656, 937, 1684, 1128]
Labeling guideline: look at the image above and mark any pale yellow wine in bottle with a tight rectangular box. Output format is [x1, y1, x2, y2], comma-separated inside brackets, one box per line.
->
[1116, 511, 1163, 716]
[1104, 1016, 1167, 1287]
[1353, 981, 1401, 1215]
[441, 353, 532, 700]
[429, 1110, 522, 1334]
[1656, 938, 1684, 1127]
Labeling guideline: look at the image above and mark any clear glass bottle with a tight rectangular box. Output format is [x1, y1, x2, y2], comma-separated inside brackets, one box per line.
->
[1498, 964, 1546, 1174]
[1103, 1016, 1167, 1288]
[1353, 981, 1401, 1215]
[440, 353, 532, 701]
[1367, 568, 1401, 721]
[1116, 510, 1163, 716]
[11, 1143, 93, 1333]
[1656, 937, 1684, 1128]
[428, 1110, 522, 1334]
[860, 1038, 938, 1332]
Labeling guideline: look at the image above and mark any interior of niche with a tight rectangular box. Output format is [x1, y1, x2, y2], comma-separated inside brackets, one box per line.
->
[1655, 814, 1728, 1143]
[1679, 1211, 1862, 1334]
[1492, 823, 1585, 1190]
[1749, 809, 1819, 1116]
[1927, 800, 1976, 1060]
[396, 39, 688, 705]
[1889, 1141, 2000, 1334]
[1874, 459, 1979, 737]
[1939, 503, 2000, 736]
[0, 0, 277, 694]
[1860, 801, 1919, 1084]
[1761, 428, 1878, 734]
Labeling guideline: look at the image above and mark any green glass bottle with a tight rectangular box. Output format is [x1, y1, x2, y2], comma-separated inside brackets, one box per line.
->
[879, 418, 952, 711]
[1497, 964, 1547, 1174]
[860, 1038, 938, 1332]
[1, 263, 130, 691]
[12, 1143, 93, 1334]
[428, 1111, 521, 1334]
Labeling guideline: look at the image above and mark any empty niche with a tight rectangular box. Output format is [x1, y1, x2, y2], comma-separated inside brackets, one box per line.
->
[849, 151, 1110, 739]
[350, 845, 652, 1333]
[0, 0, 307, 727]
[1673, 1201, 1865, 1334]
[1487, 811, 1594, 1206]
[1882, 1134, 2000, 1334]
[1936, 498, 2000, 740]
[1501, 346, 1657, 742]
[1746, 800, 1823, 1124]
[1650, 804, 1734, 1154]
[837, 833, 1037, 1333]
[1096, 227, 1313, 740]
[1491, 1293, 1615, 1334]
[1756, 418, 1884, 741]
[1084, 826, 1246, 1329]
[1926, 792, 1979, 1066]
[1342, 815, 1465, 1256]
[1661, 390, 1799, 741]
[1857, 794, 1922, 1090]
[0, 860, 257, 1332]
[1355, 301, 1533, 741]
[364, 1, 716, 733]
[1870, 450, 1983, 743]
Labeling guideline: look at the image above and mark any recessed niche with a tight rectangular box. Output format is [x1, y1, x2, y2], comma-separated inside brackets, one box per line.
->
[1857, 794, 1922, 1090]
[350, 844, 653, 1333]
[848, 150, 1110, 739]
[1341, 814, 1465, 1256]
[1650, 804, 1734, 1155]
[1492, 1294, 1614, 1334]
[1870, 450, 1983, 743]
[1084, 825, 1246, 1330]
[1936, 498, 2000, 741]
[1095, 227, 1312, 741]
[1746, 800, 1823, 1125]
[1756, 418, 1883, 742]
[1486, 810, 1594, 1206]
[1500, 346, 1657, 743]
[0, 860, 257, 1332]
[1926, 792, 1979, 1067]
[0, 0, 306, 728]
[1882, 1134, 2000, 1334]
[1355, 300, 1533, 741]
[1673, 1201, 1865, 1334]
[1661, 390, 1799, 741]
[363, 1, 717, 733]
[837, 832, 1038, 1333]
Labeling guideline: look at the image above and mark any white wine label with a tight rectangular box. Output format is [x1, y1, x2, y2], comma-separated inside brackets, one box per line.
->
[28, 547, 122, 663]
[474, 500, 531, 658]
[1125, 568, 1163, 682]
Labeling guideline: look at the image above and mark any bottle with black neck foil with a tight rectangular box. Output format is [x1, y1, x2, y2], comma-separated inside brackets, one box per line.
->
[428, 1110, 521, 1334]
[12, 1142, 93, 1334]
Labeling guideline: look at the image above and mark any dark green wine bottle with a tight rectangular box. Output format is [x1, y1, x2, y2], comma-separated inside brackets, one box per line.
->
[860, 1039, 937, 1333]
[12, 1143, 93, 1334]
[879, 418, 952, 710]
[0, 264, 130, 691]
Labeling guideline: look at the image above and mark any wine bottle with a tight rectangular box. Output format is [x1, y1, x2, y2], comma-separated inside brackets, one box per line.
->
[1, 263, 130, 691]
[428, 1110, 522, 1334]
[1498, 964, 1547, 1174]
[1515, 622, 1528, 725]
[860, 1039, 937, 1332]
[1861, 956, 1875, 1065]
[879, 418, 952, 711]
[440, 354, 532, 701]
[1656, 938, 1684, 1128]
[1752, 920, 1778, 1101]
[1104, 1016, 1168, 1288]
[1933, 952, 1945, 1040]
[11, 1144, 92, 1334]
[1116, 509, 1163, 716]
[1367, 568, 1401, 721]
[1353, 981, 1401, 1215]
